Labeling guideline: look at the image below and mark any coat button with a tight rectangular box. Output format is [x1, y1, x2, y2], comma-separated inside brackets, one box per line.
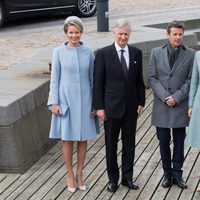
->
[168, 88, 171, 90]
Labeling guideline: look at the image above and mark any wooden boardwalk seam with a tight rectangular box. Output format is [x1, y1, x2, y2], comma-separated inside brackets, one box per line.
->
[0, 89, 200, 200]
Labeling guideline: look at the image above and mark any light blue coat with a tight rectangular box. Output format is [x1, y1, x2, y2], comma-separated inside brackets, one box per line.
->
[47, 43, 98, 141]
[185, 51, 200, 147]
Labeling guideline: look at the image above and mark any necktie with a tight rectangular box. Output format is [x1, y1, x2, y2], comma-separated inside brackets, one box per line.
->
[120, 49, 128, 77]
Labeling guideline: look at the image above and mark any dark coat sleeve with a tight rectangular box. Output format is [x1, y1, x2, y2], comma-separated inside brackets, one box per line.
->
[136, 49, 145, 107]
[93, 48, 105, 110]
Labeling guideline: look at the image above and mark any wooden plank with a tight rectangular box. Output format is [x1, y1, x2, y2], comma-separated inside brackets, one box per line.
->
[0, 174, 20, 195]
[3, 89, 199, 199]
[164, 148, 199, 200]
[88, 170, 117, 200]
[0, 174, 7, 182]
[4, 125, 103, 200]
[4, 148, 63, 200]
[71, 132, 124, 200]
[0, 142, 62, 199]
[135, 118, 156, 165]
[137, 162, 163, 200]
[14, 155, 66, 199]
[150, 147, 196, 200]
[29, 164, 67, 200]
[34, 132, 105, 200]
[124, 127, 160, 199]
[180, 149, 200, 200]
[96, 109, 154, 199]
[0, 90, 153, 198]
[135, 111, 153, 152]
[79, 94, 153, 200]
[136, 92, 153, 129]
[41, 128, 104, 200]
[192, 177, 200, 200]
[1, 125, 105, 199]
[0, 89, 153, 200]
[56, 148, 108, 200]
[145, 88, 152, 96]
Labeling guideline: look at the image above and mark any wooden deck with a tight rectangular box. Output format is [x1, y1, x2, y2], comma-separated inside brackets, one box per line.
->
[0, 89, 200, 200]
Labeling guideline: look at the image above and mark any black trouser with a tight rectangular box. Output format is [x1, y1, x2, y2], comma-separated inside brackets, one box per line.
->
[156, 127, 186, 179]
[104, 115, 137, 183]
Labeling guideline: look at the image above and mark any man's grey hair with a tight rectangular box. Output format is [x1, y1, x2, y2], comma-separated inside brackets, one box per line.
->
[114, 19, 131, 31]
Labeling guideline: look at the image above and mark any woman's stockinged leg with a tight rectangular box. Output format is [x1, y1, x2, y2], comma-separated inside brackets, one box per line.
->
[62, 141, 75, 188]
[76, 141, 87, 187]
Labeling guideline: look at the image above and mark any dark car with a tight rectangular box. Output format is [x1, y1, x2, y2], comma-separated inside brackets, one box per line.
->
[0, 0, 96, 27]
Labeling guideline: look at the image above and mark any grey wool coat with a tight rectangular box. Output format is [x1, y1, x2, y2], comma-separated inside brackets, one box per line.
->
[148, 44, 195, 128]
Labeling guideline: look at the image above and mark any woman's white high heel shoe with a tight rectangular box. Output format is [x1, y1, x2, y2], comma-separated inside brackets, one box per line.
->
[67, 186, 76, 193]
[78, 185, 87, 191]
[76, 174, 87, 191]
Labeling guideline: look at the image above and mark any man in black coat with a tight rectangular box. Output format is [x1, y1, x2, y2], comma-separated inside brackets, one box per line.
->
[93, 19, 145, 192]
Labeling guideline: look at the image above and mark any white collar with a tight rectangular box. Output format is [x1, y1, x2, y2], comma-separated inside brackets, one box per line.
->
[114, 42, 128, 52]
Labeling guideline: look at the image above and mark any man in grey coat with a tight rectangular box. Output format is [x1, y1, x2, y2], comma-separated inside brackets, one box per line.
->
[148, 20, 195, 189]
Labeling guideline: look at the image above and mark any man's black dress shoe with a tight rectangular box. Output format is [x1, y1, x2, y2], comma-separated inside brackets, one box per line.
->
[121, 180, 139, 190]
[162, 177, 172, 188]
[107, 182, 118, 192]
[173, 177, 187, 189]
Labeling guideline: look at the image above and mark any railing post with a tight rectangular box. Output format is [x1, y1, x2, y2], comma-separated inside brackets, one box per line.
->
[96, 0, 109, 32]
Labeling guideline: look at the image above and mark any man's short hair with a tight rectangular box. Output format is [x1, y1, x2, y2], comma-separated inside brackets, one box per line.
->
[167, 20, 185, 34]
[114, 19, 131, 31]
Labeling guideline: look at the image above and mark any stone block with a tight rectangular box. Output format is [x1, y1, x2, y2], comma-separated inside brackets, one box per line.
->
[0, 48, 56, 174]
[0, 104, 55, 173]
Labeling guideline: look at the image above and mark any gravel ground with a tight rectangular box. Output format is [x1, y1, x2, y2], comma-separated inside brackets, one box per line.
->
[0, 0, 200, 70]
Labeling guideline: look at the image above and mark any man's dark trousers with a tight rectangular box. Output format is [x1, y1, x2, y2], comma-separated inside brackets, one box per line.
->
[156, 127, 186, 179]
[104, 113, 137, 183]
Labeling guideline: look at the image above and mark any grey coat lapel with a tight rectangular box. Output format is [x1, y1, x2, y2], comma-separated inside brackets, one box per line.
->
[162, 47, 171, 72]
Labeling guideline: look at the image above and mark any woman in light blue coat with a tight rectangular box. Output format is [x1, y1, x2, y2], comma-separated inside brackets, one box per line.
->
[185, 51, 200, 192]
[47, 16, 98, 193]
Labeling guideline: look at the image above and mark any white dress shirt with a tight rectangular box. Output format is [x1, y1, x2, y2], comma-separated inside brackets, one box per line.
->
[114, 42, 129, 69]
